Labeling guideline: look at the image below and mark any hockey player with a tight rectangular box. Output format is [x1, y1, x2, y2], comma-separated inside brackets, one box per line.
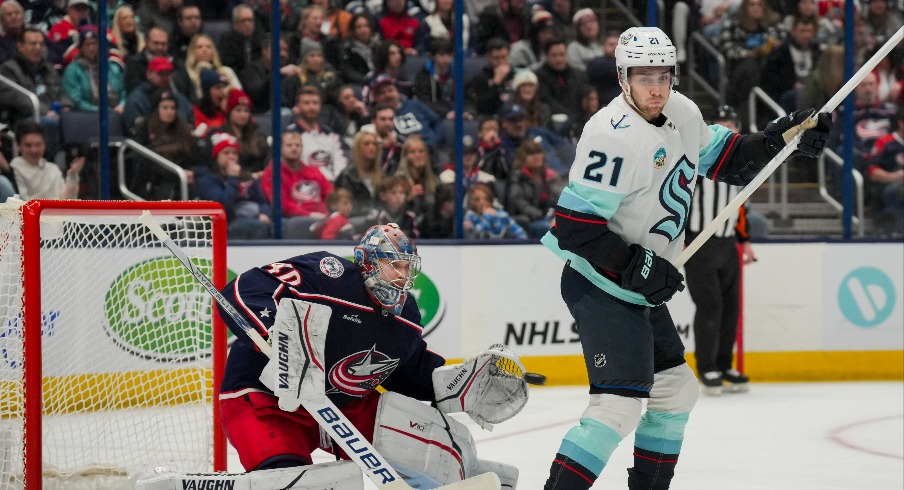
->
[540, 27, 832, 489]
[215, 223, 523, 488]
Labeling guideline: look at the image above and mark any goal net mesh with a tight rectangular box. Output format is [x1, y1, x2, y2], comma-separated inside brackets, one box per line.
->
[0, 201, 221, 488]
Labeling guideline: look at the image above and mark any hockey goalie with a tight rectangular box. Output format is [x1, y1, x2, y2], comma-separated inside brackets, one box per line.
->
[138, 224, 526, 490]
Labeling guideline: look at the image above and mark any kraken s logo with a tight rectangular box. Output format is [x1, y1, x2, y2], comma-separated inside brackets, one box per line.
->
[651, 155, 695, 242]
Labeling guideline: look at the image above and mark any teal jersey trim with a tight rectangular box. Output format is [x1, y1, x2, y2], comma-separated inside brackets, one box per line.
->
[562, 182, 625, 219]
[634, 410, 691, 455]
[558, 418, 625, 476]
[698, 124, 734, 177]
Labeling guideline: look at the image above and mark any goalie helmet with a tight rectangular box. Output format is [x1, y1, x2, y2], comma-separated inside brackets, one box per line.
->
[615, 27, 679, 107]
[354, 223, 421, 315]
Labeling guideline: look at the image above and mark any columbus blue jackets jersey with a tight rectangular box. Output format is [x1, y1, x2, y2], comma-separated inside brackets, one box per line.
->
[218, 251, 445, 407]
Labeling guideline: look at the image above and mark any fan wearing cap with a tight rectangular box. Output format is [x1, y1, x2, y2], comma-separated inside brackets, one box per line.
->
[62, 25, 127, 113]
[191, 68, 229, 138]
[48, 0, 93, 45]
[367, 73, 443, 149]
[498, 103, 568, 174]
[510, 69, 550, 128]
[196, 131, 273, 239]
[509, 9, 557, 70]
[540, 27, 832, 490]
[566, 8, 602, 71]
[123, 55, 194, 135]
[282, 39, 341, 121]
[207, 89, 269, 175]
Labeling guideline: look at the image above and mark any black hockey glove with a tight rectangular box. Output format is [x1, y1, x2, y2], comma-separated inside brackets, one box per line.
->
[764, 110, 834, 158]
[620, 245, 685, 305]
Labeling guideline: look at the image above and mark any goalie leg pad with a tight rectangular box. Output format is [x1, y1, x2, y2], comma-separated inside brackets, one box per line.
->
[373, 392, 477, 486]
[135, 461, 363, 490]
[474, 459, 518, 489]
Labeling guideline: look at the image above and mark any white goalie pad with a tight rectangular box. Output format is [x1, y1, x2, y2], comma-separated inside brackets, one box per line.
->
[135, 461, 363, 490]
[433, 344, 529, 430]
[373, 392, 479, 488]
[259, 298, 333, 412]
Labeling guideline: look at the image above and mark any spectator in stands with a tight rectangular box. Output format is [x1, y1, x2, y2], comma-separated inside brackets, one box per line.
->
[138, 0, 181, 38]
[0, 27, 64, 159]
[413, 38, 471, 121]
[464, 181, 527, 239]
[209, 89, 269, 175]
[308, 0, 350, 44]
[321, 84, 370, 149]
[288, 4, 328, 64]
[379, 0, 420, 55]
[124, 26, 175, 93]
[782, 0, 841, 45]
[123, 56, 193, 135]
[335, 130, 382, 218]
[828, 70, 898, 165]
[718, 0, 785, 112]
[372, 175, 418, 236]
[509, 9, 557, 70]
[584, 30, 621, 104]
[510, 69, 551, 129]
[438, 134, 498, 195]
[174, 33, 241, 103]
[395, 135, 438, 216]
[62, 26, 127, 113]
[169, 4, 203, 64]
[287, 85, 347, 181]
[760, 16, 820, 113]
[338, 13, 380, 85]
[475, 0, 530, 53]
[671, 0, 740, 64]
[10, 120, 83, 200]
[418, 181, 455, 238]
[498, 103, 569, 175]
[801, 44, 844, 111]
[568, 85, 600, 143]
[414, 0, 473, 54]
[197, 131, 272, 239]
[48, 0, 93, 56]
[474, 116, 509, 182]
[239, 35, 297, 113]
[536, 38, 586, 122]
[312, 187, 359, 239]
[369, 74, 444, 150]
[872, 47, 903, 105]
[283, 39, 342, 108]
[863, 106, 903, 234]
[505, 139, 561, 238]
[466, 37, 514, 117]
[111, 5, 144, 58]
[566, 8, 601, 71]
[0, 0, 26, 65]
[260, 130, 333, 238]
[861, 0, 902, 51]
[364, 40, 412, 98]
[192, 68, 230, 138]
[366, 104, 402, 172]
[132, 89, 199, 199]
[0, 136, 16, 201]
[218, 5, 263, 75]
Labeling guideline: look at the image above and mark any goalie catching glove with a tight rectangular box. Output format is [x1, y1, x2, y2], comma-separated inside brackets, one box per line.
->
[432, 344, 529, 431]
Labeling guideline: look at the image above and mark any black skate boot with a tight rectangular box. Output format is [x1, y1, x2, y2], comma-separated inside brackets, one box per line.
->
[722, 369, 750, 393]
[700, 371, 723, 396]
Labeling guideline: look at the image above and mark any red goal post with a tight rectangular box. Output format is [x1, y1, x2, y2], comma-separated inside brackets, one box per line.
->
[0, 200, 228, 489]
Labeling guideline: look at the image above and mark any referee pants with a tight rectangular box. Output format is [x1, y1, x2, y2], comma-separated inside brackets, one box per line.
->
[683, 233, 740, 375]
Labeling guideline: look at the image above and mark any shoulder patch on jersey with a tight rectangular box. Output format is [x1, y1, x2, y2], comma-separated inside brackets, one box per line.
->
[653, 148, 667, 169]
[319, 256, 345, 278]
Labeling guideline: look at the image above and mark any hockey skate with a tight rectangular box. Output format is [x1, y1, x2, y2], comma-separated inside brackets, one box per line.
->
[700, 371, 723, 396]
[722, 369, 750, 393]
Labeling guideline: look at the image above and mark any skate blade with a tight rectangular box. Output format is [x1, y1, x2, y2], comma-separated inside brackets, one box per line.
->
[701, 385, 723, 396]
[724, 383, 750, 393]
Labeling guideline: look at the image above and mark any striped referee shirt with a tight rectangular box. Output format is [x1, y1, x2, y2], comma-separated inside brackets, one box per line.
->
[686, 176, 749, 242]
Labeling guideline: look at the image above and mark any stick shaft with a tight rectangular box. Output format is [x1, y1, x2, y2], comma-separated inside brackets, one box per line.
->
[675, 26, 903, 269]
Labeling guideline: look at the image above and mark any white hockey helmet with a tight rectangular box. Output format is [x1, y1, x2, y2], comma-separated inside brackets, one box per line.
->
[615, 26, 679, 90]
[354, 223, 421, 315]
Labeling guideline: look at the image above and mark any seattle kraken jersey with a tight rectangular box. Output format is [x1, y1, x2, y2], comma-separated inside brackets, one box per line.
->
[542, 91, 735, 306]
[218, 251, 445, 407]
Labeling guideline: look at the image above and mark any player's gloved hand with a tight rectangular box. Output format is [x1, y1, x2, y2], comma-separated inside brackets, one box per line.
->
[620, 245, 684, 305]
[764, 110, 833, 158]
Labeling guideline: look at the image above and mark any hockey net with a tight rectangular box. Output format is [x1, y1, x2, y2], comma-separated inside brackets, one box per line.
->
[0, 200, 228, 489]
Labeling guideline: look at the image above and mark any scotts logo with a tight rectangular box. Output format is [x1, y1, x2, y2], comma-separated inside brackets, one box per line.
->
[104, 257, 235, 361]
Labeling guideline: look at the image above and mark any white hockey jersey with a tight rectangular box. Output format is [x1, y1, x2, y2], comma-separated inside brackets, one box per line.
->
[542, 91, 735, 306]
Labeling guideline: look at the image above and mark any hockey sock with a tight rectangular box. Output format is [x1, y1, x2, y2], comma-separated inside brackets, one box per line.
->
[544, 417, 623, 490]
[628, 409, 689, 490]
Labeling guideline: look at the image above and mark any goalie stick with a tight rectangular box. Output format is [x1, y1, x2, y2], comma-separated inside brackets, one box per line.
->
[675, 26, 903, 269]
[139, 211, 501, 490]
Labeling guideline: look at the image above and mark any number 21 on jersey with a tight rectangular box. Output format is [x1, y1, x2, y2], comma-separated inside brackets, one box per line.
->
[582, 150, 623, 187]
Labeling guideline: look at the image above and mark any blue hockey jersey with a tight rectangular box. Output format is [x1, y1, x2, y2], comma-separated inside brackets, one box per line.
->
[218, 251, 445, 407]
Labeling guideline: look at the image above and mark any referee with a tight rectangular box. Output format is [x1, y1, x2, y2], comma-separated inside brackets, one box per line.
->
[685, 106, 756, 396]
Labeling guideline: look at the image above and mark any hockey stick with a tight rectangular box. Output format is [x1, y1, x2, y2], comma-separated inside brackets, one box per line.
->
[674, 26, 903, 269]
[139, 211, 501, 490]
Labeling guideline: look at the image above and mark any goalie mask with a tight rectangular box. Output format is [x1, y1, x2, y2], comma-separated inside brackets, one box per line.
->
[354, 223, 421, 315]
[615, 27, 679, 113]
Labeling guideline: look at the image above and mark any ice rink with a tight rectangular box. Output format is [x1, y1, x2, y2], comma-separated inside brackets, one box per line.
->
[227, 381, 904, 490]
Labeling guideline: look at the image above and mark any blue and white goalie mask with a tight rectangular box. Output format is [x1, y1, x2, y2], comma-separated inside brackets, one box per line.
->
[354, 223, 422, 315]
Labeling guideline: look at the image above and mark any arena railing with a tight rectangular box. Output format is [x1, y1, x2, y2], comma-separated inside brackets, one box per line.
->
[0, 73, 41, 122]
[116, 139, 191, 201]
